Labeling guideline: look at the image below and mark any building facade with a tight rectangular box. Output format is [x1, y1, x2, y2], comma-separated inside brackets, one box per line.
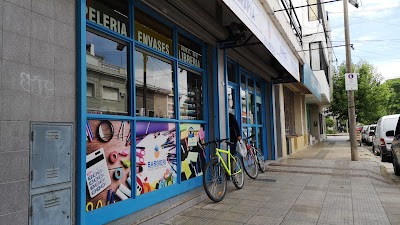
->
[0, 0, 331, 224]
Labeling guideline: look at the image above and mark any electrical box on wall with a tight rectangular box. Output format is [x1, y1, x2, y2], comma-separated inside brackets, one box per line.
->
[30, 123, 73, 225]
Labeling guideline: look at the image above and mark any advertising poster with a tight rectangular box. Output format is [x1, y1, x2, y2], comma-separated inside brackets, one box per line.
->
[136, 122, 177, 196]
[86, 120, 132, 212]
[180, 124, 206, 181]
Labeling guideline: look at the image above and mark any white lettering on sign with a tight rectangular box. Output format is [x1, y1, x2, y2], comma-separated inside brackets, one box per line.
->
[86, 6, 127, 36]
[137, 30, 170, 55]
[179, 45, 201, 68]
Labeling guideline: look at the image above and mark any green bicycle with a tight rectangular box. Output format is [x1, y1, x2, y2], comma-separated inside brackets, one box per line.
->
[201, 138, 245, 202]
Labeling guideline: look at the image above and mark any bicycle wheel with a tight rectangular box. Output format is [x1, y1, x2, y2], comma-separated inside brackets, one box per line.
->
[254, 148, 266, 173]
[242, 151, 258, 179]
[232, 155, 245, 189]
[203, 158, 227, 202]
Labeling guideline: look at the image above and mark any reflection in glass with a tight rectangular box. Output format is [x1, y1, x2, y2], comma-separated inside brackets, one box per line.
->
[248, 93, 255, 124]
[241, 89, 247, 124]
[256, 95, 262, 124]
[227, 63, 236, 83]
[178, 68, 203, 120]
[178, 34, 202, 68]
[135, 50, 174, 118]
[241, 75, 246, 89]
[86, 31, 128, 115]
[248, 79, 254, 92]
[257, 128, 263, 151]
[256, 81, 261, 94]
[228, 87, 236, 115]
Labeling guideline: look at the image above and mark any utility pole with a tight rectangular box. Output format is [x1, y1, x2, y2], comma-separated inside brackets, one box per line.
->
[343, 0, 358, 161]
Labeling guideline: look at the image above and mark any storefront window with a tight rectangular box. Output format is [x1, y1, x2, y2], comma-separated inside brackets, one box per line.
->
[241, 75, 246, 89]
[86, 0, 129, 36]
[86, 31, 129, 115]
[178, 34, 202, 68]
[241, 89, 247, 124]
[257, 128, 263, 150]
[248, 78, 254, 92]
[136, 122, 177, 196]
[135, 50, 174, 118]
[248, 93, 255, 124]
[256, 81, 261, 94]
[228, 87, 237, 115]
[256, 96, 262, 124]
[180, 124, 206, 181]
[227, 63, 236, 83]
[178, 68, 203, 120]
[135, 9, 173, 56]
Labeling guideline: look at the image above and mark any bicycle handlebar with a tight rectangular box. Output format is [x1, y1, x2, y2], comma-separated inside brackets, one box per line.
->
[201, 138, 233, 146]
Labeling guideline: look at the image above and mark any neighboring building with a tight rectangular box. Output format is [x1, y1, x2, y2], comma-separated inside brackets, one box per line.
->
[0, 0, 330, 225]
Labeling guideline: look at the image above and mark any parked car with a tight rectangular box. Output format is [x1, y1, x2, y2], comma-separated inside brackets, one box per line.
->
[373, 114, 400, 162]
[366, 124, 376, 146]
[391, 118, 400, 175]
[361, 125, 369, 143]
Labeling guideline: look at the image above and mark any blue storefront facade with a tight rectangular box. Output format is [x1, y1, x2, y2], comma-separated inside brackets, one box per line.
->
[76, 1, 293, 224]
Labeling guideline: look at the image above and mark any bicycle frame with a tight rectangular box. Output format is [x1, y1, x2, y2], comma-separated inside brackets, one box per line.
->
[215, 148, 242, 176]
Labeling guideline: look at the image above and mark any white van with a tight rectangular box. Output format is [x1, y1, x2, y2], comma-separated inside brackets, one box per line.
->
[373, 114, 400, 162]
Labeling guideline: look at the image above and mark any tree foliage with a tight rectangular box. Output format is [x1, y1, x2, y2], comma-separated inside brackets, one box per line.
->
[325, 117, 335, 128]
[383, 78, 400, 115]
[329, 60, 388, 124]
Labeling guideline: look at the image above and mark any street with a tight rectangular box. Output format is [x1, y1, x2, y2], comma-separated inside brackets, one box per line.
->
[160, 135, 400, 225]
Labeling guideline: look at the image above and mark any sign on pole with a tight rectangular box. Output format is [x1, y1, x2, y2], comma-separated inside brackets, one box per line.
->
[345, 73, 358, 90]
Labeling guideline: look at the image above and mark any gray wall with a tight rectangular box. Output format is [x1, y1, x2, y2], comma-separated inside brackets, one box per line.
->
[0, 0, 76, 224]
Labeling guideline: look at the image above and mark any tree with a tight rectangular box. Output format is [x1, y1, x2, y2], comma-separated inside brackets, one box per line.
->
[329, 60, 388, 125]
[325, 117, 335, 128]
[383, 78, 400, 115]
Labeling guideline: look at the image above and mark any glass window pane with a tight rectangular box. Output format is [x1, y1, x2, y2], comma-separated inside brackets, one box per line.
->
[257, 128, 263, 151]
[227, 63, 236, 83]
[86, 31, 129, 115]
[241, 75, 246, 89]
[135, 9, 173, 55]
[248, 79, 254, 92]
[178, 34, 202, 68]
[86, 0, 129, 36]
[178, 68, 203, 120]
[248, 93, 255, 124]
[228, 87, 237, 115]
[241, 89, 247, 124]
[256, 96, 262, 124]
[135, 50, 174, 118]
[256, 81, 261, 94]
[180, 123, 206, 181]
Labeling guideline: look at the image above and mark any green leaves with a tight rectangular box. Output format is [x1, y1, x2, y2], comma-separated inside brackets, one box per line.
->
[329, 60, 388, 124]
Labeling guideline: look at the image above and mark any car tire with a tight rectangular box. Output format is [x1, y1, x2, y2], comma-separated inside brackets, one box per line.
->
[382, 154, 389, 162]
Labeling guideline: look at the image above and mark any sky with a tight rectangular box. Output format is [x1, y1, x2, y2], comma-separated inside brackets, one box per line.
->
[324, 0, 400, 82]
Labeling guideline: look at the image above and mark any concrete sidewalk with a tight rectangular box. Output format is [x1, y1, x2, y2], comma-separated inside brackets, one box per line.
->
[161, 136, 400, 225]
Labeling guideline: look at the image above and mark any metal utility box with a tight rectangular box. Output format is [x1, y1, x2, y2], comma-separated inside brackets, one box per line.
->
[30, 123, 73, 225]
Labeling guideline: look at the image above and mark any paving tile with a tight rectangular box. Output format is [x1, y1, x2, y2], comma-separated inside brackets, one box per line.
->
[218, 211, 251, 223]
[294, 199, 324, 208]
[245, 215, 283, 225]
[322, 196, 352, 210]
[318, 208, 353, 225]
[353, 210, 389, 222]
[383, 206, 400, 215]
[229, 204, 257, 214]
[280, 219, 317, 225]
[388, 214, 400, 223]
[284, 210, 319, 223]
[353, 219, 391, 225]
[208, 220, 243, 225]
[254, 207, 289, 218]
[201, 202, 233, 211]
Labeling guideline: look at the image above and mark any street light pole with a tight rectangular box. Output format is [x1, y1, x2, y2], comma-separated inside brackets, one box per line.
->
[343, 0, 358, 161]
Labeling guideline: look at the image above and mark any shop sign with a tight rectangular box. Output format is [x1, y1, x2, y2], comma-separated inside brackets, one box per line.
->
[86, 6, 128, 36]
[222, 0, 300, 81]
[135, 22, 172, 55]
[178, 45, 201, 68]
[303, 64, 321, 101]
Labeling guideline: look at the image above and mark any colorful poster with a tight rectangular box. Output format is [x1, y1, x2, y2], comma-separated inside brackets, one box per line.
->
[136, 122, 177, 196]
[86, 120, 132, 212]
[180, 124, 206, 181]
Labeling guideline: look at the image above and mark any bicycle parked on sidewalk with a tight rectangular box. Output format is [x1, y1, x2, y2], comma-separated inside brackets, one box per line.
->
[201, 138, 245, 202]
[242, 134, 266, 179]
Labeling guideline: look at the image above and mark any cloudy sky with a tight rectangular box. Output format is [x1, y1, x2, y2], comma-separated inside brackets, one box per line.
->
[324, 0, 400, 81]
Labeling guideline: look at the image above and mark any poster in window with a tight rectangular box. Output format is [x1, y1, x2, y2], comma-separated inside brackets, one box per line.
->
[180, 124, 206, 181]
[135, 122, 177, 196]
[86, 120, 132, 212]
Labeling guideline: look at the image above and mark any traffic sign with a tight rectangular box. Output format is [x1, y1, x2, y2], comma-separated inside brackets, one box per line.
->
[345, 73, 358, 91]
